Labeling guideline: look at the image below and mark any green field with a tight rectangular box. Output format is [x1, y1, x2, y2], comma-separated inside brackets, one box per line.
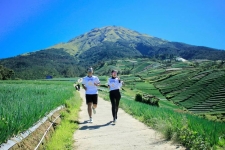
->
[154, 69, 225, 116]
[1, 58, 225, 149]
[0, 80, 76, 144]
[95, 59, 225, 117]
[99, 88, 225, 149]
[119, 97, 225, 149]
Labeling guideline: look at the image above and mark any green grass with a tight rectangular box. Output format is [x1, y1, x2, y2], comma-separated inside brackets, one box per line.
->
[46, 91, 82, 150]
[0, 80, 76, 144]
[99, 88, 225, 149]
[98, 76, 109, 85]
[159, 100, 182, 110]
[154, 69, 225, 114]
[44, 77, 80, 81]
[119, 96, 225, 149]
[131, 62, 151, 73]
[171, 62, 189, 68]
[132, 82, 166, 99]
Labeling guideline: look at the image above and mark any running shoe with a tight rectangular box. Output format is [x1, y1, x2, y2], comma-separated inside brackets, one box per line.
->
[113, 119, 117, 124]
[90, 117, 93, 123]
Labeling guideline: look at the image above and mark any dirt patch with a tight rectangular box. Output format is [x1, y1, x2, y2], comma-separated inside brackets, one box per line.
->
[9, 110, 62, 150]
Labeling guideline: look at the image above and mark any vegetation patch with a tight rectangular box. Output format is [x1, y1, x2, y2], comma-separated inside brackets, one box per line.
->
[0, 81, 75, 145]
[135, 93, 159, 106]
[119, 97, 225, 149]
[46, 91, 82, 150]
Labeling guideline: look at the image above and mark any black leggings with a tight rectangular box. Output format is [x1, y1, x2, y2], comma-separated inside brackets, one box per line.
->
[109, 89, 121, 120]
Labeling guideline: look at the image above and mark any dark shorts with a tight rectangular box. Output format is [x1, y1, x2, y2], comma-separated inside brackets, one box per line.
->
[86, 94, 98, 104]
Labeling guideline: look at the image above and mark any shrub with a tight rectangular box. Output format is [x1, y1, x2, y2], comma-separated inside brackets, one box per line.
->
[135, 93, 159, 107]
[135, 93, 142, 102]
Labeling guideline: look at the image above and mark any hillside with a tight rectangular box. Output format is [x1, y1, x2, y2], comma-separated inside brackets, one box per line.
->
[0, 65, 14, 80]
[1, 26, 225, 79]
[0, 48, 85, 79]
[51, 26, 225, 62]
[94, 58, 225, 120]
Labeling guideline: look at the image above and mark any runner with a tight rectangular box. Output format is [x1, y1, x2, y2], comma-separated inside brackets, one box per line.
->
[108, 70, 123, 124]
[82, 67, 100, 123]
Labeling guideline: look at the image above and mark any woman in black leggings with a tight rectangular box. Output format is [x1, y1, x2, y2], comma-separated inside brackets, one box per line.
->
[108, 70, 123, 123]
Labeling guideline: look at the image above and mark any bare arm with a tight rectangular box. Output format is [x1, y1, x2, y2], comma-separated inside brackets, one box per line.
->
[94, 83, 100, 86]
[82, 84, 87, 90]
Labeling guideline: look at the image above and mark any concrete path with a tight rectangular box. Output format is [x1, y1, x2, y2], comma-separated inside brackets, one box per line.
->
[73, 89, 185, 150]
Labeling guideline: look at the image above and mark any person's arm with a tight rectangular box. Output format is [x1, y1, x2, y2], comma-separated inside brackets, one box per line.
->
[107, 78, 110, 89]
[82, 84, 87, 90]
[94, 83, 100, 86]
[117, 76, 121, 83]
[81, 78, 87, 90]
[117, 77, 123, 88]
[94, 77, 100, 86]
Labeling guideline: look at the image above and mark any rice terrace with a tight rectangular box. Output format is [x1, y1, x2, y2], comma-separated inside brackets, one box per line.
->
[1, 57, 225, 150]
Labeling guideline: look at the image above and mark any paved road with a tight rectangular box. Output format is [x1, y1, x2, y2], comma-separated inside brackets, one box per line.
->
[73, 89, 185, 150]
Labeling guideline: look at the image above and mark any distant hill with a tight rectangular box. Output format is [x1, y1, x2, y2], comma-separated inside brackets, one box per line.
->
[0, 49, 85, 79]
[1, 26, 225, 79]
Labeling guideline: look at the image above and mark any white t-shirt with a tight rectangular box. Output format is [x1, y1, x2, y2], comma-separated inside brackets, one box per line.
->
[82, 76, 100, 94]
[108, 77, 122, 91]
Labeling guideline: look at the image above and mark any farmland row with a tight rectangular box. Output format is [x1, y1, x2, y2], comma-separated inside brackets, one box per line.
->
[0, 81, 74, 144]
[154, 70, 225, 114]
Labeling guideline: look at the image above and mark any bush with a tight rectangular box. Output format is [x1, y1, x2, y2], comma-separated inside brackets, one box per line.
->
[135, 93, 142, 102]
[135, 93, 159, 107]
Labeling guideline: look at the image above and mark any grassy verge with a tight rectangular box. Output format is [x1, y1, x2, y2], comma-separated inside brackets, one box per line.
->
[119, 98, 225, 150]
[99, 90, 225, 149]
[46, 91, 82, 150]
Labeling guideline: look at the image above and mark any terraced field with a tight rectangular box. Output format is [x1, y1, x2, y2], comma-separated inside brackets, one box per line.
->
[95, 59, 225, 117]
[154, 70, 225, 114]
[95, 58, 161, 75]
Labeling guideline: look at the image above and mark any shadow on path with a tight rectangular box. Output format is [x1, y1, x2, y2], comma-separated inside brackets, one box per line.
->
[70, 120, 90, 124]
[78, 120, 89, 124]
[79, 121, 113, 130]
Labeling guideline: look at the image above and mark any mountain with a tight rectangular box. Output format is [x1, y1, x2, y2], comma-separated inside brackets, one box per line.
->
[1, 26, 225, 79]
[49, 26, 225, 62]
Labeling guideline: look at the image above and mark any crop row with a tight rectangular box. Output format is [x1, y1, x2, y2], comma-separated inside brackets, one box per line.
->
[154, 69, 225, 114]
[0, 81, 74, 144]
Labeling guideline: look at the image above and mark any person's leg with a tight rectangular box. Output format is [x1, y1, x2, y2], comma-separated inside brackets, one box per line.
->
[115, 92, 121, 119]
[92, 94, 97, 108]
[86, 95, 93, 121]
[110, 92, 116, 120]
[87, 102, 93, 117]
[92, 94, 98, 114]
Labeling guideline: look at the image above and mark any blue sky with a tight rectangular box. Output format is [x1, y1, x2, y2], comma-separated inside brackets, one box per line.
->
[0, 0, 225, 59]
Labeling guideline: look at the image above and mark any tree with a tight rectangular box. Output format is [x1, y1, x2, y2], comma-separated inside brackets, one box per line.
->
[0, 65, 15, 80]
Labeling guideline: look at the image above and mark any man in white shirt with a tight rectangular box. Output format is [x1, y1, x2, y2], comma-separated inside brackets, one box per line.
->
[82, 67, 100, 123]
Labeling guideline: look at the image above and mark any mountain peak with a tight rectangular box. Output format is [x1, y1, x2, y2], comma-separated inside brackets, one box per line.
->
[47, 26, 225, 62]
[49, 26, 168, 56]
[69, 26, 153, 43]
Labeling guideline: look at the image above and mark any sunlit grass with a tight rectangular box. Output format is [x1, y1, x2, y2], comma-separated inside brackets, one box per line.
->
[46, 92, 82, 150]
[119, 97, 225, 149]
[0, 80, 75, 144]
